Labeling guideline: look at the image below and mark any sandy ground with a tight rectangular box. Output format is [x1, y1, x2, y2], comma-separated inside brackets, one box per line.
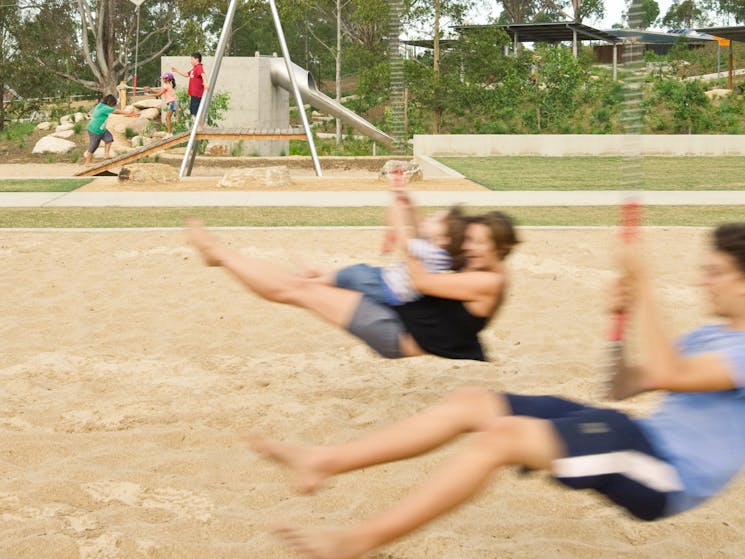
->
[0, 163, 486, 192]
[3, 226, 745, 559]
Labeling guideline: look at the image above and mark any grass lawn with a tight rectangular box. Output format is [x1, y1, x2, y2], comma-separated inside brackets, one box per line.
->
[1, 205, 743, 228]
[0, 179, 92, 192]
[436, 156, 745, 191]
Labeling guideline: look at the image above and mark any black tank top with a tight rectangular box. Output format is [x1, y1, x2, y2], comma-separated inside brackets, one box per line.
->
[394, 296, 487, 361]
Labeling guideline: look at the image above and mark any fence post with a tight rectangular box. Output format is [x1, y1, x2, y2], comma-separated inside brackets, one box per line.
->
[117, 82, 128, 109]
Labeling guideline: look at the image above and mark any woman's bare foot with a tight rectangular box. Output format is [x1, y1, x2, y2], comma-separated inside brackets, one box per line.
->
[246, 433, 332, 494]
[185, 218, 224, 267]
[273, 526, 371, 559]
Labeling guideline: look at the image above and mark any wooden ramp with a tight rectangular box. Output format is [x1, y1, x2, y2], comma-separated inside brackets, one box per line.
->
[75, 127, 308, 177]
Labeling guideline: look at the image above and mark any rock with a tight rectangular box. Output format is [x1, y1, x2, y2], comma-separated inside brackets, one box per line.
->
[705, 88, 732, 100]
[60, 114, 73, 124]
[73, 112, 87, 123]
[32, 135, 77, 154]
[35, 121, 53, 131]
[379, 159, 423, 182]
[51, 129, 76, 139]
[138, 108, 160, 121]
[118, 163, 180, 183]
[206, 143, 230, 156]
[218, 166, 293, 188]
[55, 123, 75, 133]
[105, 114, 149, 154]
[133, 98, 163, 110]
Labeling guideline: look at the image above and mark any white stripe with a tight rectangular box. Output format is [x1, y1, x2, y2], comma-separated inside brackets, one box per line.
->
[553, 450, 683, 493]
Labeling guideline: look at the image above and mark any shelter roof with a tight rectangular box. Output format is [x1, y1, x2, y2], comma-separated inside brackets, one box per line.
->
[694, 26, 745, 43]
[610, 28, 715, 44]
[453, 22, 620, 44]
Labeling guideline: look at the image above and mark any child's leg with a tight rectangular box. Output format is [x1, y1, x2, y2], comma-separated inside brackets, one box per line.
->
[103, 141, 113, 158]
[250, 387, 509, 493]
[274, 414, 563, 559]
[165, 110, 173, 134]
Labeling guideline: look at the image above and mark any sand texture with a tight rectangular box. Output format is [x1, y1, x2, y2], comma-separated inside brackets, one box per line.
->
[2, 227, 744, 558]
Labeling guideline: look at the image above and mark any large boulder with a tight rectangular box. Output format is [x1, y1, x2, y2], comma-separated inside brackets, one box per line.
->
[32, 135, 77, 154]
[51, 129, 76, 139]
[106, 114, 149, 154]
[218, 166, 293, 188]
[138, 107, 160, 121]
[705, 88, 732, 100]
[379, 159, 423, 182]
[133, 98, 163, 110]
[118, 163, 180, 184]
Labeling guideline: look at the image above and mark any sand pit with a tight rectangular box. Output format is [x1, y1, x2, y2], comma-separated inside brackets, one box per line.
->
[2, 227, 744, 558]
[0, 161, 486, 192]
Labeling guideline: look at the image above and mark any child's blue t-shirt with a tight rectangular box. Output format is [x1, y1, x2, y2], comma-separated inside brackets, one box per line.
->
[637, 324, 745, 516]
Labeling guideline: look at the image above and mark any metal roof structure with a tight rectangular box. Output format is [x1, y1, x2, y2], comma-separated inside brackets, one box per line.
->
[610, 28, 716, 44]
[695, 26, 745, 43]
[453, 22, 620, 44]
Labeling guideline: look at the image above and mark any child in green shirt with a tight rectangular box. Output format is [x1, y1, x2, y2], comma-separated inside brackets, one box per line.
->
[83, 94, 136, 165]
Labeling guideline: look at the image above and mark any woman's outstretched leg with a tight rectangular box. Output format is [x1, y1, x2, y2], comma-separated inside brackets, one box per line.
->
[186, 219, 361, 328]
[249, 388, 510, 494]
[274, 415, 563, 559]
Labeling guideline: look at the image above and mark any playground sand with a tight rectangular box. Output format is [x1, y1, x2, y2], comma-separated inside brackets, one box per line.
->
[3, 226, 744, 558]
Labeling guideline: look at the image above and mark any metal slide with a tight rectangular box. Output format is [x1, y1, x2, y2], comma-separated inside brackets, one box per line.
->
[269, 59, 395, 150]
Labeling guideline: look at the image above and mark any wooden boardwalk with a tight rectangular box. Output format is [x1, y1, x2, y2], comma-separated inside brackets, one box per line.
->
[75, 127, 308, 177]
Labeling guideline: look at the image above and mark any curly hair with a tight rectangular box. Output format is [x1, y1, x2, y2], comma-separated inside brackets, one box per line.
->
[713, 223, 745, 274]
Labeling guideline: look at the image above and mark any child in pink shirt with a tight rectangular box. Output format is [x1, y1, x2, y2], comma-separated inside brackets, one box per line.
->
[145, 73, 177, 136]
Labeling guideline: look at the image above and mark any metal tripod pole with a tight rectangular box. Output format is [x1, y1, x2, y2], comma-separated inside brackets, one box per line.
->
[179, 0, 240, 177]
[267, 0, 322, 176]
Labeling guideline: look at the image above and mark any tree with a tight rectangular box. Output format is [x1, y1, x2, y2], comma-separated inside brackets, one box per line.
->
[621, 0, 659, 29]
[407, 0, 475, 132]
[661, 0, 710, 28]
[0, 0, 20, 128]
[14, 0, 175, 96]
[714, 0, 745, 23]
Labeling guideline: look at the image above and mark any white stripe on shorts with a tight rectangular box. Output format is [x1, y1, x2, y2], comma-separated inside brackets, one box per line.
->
[553, 450, 683, 492]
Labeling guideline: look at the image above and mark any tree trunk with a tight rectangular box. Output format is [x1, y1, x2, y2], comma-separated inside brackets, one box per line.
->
[432, 0, 441, 134]
[335, 0, 342, 145]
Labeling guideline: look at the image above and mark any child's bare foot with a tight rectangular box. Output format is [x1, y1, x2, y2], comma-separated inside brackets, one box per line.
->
[246, 433, 331, 494]
[185, 218, 224, 267]
[273, 526, 370, 559]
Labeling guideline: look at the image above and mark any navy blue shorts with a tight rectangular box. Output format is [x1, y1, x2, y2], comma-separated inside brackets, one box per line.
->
[505, 394, 682, 521]
[189, 95, 202, 116]
[335, 264, 399, 306]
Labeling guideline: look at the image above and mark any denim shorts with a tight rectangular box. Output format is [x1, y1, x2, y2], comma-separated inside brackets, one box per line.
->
[335, 264, 399, 306]
[165, 100, 178, 112]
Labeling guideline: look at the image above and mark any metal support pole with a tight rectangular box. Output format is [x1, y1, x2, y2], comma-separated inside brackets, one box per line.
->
[179, 0, 240, 178]
[267, 0, 322, 176]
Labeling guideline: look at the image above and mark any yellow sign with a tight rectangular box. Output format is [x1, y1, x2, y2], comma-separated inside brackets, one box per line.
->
[714, 36, 730, 47]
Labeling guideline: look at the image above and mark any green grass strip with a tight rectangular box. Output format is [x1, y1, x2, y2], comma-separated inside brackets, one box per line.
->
[1, 206, 743, 229]
[437, 156, 745, 191]
[0, 179, 92, 192]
